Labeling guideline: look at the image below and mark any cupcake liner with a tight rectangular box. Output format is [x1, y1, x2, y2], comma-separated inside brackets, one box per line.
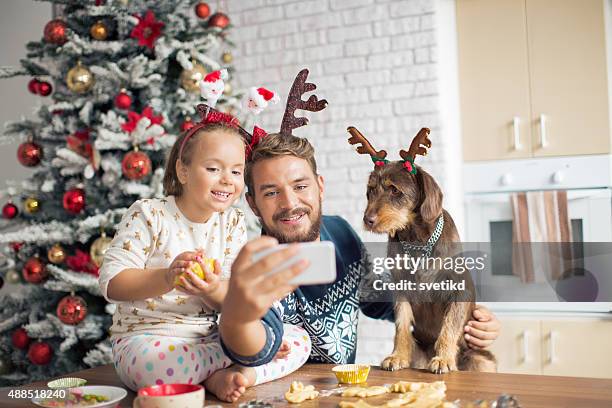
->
[47, 377, 87, 389]
[332, 364, 370, 384]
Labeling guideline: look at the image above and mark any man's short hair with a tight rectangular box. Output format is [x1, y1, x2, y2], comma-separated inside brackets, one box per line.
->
[245, 133, 318, 196]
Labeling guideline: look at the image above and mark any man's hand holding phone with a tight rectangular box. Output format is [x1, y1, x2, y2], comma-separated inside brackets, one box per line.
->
[222, 237, 308, 324]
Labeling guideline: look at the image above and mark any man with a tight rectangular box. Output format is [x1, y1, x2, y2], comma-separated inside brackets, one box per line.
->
[219, 133, 500, 367]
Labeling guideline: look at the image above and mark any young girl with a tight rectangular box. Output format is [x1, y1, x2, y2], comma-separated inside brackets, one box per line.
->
[99, 116, 311, 402]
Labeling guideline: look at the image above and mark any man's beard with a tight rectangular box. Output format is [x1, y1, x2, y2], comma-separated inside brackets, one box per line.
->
[260, 205, 322, 244]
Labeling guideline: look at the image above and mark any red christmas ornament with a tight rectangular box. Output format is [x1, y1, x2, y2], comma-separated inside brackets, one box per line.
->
[44, 19, 67, 45]
[121, 106, 163, 133]
[17, 141, 43, 167]
[195, 2, 211, 18]
[130, 10, 165, 49]
[208, 12, 230, 29]
[11, 328, 31, 350]
[114, 90, 132, 110]
[67, 129, 93, 159]
[37, 81, 52, 96]
[56, 294, 88, 325]
[66, 249, 99, 276]
[2, 202, 18, 219]
[22, 257, 47, 284]
[63, 188, 86, 214]
[28, 79, 40, 94]
[180, 117, 195, 132]
[10, 242, 24, 252]
[122, 150, 152, 180]
[28, 341, 53, 365]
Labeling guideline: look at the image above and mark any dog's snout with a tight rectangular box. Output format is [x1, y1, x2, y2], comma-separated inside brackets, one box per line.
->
[364, 213, 377, 227]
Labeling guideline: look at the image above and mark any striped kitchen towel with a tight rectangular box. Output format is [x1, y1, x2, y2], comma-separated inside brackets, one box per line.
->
[510, 190, 573, 283]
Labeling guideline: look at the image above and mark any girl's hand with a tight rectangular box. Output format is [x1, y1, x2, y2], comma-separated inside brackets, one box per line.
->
[274, 339, 291, 360]
[176, 253, 223, 299]
[165, 251, 201, 290]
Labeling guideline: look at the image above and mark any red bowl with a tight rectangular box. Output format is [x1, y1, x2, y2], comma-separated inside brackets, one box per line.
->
[138, 383, 203, 397]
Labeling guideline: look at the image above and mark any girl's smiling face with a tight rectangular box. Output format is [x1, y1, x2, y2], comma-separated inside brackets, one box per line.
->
[176, 129, 245, 221]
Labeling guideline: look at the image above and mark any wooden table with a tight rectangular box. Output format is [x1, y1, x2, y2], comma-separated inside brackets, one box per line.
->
[2, 363, 612, 407]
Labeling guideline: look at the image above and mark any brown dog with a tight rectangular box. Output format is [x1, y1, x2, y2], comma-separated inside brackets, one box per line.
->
[348, 127, 496, 374]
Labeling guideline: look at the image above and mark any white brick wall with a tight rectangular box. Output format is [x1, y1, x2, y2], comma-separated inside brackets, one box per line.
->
[226, 0, 452, 365]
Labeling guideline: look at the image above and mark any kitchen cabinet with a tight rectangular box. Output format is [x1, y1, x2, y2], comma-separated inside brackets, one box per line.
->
[489, 316, 612, 378]
[457, 0, 611, 161]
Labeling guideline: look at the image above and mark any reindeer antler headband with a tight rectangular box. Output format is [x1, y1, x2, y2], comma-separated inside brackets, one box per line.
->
[280, 69, 328, 136]
[347, 126, 431, 174]
[178, 103, 265, 160]
[180, 68, 328, 161]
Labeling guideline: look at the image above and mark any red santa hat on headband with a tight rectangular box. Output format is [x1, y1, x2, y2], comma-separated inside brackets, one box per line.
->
[243, 86, 280, 115]
[199, 69, 228, 107]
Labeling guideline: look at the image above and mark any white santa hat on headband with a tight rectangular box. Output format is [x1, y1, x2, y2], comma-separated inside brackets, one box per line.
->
[243, 86, 280, 115]
[199, 69, 228, 107]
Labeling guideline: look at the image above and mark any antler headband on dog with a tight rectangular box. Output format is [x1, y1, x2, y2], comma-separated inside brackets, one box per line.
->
[347, 126, 431, 174]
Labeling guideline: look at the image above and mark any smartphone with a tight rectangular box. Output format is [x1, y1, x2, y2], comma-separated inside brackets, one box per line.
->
[252, 241, 337, 286]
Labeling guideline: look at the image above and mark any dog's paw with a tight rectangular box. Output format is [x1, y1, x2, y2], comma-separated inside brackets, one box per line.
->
[428, 356, 457, 374]
[381, 354, 411, 371]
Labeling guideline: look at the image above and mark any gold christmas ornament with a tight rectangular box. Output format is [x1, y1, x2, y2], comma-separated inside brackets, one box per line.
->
[90, 233, 112, 267]
[222, 51, 233, 64]
[66, 62, 95, 94]
[180, 62, 207, 93]
[90, 20, 108, 41]
[47, 244, 66, 264]
[224, 82, 232, 95]
[6, 269, 21, 284]
[24, 197, 40, 214]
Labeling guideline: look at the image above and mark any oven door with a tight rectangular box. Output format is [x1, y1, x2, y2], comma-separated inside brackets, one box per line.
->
[464, 188, 612, 312]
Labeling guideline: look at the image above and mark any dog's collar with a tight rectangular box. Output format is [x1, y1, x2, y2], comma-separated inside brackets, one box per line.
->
[400, 214, 444, 257]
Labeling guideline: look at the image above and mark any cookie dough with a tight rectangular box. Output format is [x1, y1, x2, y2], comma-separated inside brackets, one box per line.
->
[285, 381, 319, 404]
[342, 386, 390, 398]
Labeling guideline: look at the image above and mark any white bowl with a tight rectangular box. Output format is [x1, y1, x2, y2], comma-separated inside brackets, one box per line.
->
[32, 385, 128, 408]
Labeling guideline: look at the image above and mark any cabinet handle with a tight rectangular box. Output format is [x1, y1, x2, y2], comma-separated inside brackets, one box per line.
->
[548, 330, 558, 364]
[539, 114, 548, 148]
[520, 330, 529, 363]
[512, 117, 522, 150]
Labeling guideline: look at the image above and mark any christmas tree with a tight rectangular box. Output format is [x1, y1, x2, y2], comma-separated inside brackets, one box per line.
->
[0, 0, 238, 386]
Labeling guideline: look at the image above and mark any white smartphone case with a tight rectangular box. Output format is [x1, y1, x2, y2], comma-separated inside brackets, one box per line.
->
[252, 241, 337, 286]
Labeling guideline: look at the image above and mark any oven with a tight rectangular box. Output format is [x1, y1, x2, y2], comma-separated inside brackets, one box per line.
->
[463, 155, 612, 312]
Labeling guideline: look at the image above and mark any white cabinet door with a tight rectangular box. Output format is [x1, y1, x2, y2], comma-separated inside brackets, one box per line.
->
[541, 320, 612, 378]
[489, 319, 542, 375]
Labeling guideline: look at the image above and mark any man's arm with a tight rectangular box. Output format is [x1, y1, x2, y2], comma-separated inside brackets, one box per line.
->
[220, 307, 284, 367]
[219, 237, 307, 366]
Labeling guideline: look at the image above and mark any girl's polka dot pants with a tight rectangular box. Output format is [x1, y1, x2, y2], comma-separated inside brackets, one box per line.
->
[111, 324, 311, 391]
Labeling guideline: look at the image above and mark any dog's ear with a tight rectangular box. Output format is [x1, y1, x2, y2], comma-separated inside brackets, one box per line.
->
[418, 169, 443, 223]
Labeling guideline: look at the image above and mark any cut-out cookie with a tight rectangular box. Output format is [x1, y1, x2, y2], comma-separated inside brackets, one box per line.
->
[339, 381, 452, 408]
[339, 397, 455, 408]
[342, 385, 390, 398]
[389, 381, 446, 397]
[285, 381, 320, 404]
